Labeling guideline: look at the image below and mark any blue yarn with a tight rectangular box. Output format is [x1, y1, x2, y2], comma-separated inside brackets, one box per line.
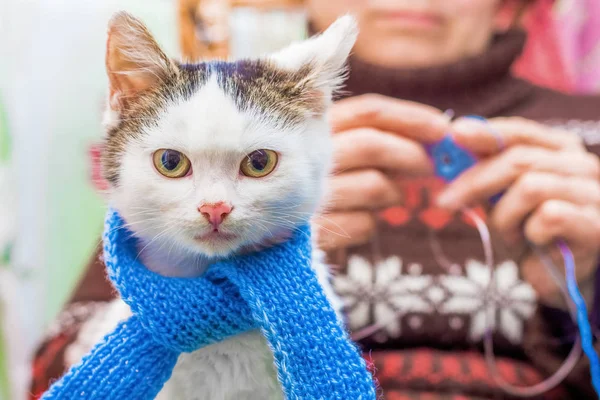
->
[559, 240, 600, 397]
[41, 209, 375, 399]
[427, 135, 477, 183]
[429, 115, 600, 397]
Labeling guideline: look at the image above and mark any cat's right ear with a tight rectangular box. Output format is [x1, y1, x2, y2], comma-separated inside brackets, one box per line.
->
[269, 15, 358, 101]
[105, 12, 178, 113]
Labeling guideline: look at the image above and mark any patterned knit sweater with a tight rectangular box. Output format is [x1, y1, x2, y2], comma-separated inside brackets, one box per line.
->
[31, 29, 600, 400]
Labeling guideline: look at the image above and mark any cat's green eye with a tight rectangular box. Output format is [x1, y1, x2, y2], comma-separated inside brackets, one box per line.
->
[153, 149, 191, 178]
[240, 150, 278, 178]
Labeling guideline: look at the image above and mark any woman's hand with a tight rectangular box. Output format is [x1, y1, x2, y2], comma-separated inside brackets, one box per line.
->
[441, 116, 600, 307]
[315, 94, 448, 251]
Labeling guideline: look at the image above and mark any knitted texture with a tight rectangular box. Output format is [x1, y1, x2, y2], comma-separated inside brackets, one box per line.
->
[210, 238, 377, 399]
[41, 208, 375, 399]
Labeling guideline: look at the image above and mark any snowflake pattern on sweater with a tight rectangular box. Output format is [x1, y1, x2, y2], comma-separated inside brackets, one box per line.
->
[335, 256, 537, 344]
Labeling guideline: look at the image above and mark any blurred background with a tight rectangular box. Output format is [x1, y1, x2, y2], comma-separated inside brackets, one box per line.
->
[0, 0, 599, 399]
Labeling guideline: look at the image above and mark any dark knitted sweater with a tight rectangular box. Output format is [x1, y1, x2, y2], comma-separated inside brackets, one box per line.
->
[334, 29, 600, 400]
[30, 30, 600, 400]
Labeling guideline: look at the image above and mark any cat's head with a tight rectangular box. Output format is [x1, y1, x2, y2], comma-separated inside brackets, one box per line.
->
[102, 12, 357, 258]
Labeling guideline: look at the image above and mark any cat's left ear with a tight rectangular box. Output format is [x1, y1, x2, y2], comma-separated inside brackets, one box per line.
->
[269, 15, 358, 102]
[105, 12, 179, 112]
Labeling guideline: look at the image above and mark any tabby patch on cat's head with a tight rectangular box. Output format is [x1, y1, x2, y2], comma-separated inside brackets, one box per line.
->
[101, 12, 357, 263]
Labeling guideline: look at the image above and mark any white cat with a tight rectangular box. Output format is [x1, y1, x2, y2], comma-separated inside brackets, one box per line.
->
[67, 12, 358, 400]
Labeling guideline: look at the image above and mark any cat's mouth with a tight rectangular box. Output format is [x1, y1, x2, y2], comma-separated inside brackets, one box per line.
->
[194, 230, 238, 244]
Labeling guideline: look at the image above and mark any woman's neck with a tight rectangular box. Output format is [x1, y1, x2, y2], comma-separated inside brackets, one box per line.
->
[341, 30, 534, 117]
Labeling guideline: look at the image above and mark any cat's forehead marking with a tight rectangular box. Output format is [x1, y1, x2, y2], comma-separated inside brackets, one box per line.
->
[104, 59, 317, 184]
[157, 76, 252, 154]
[209, 59, 317, 126]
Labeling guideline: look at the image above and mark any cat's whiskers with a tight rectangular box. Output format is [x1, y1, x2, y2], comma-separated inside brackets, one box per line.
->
[165, 229, 189, 266]
[265, 212, 352, 240]
[252, 219, 275, 241]
[98, 217, 175, 249]
[103, 217, 162, 237]
[125, 210, 160, 218]
[256, 217, 310, 242]
[309, 221, 352, 239]
[266, 208, 348, 228]
[259, 202, 306, 212]
[134, 223, 180, 262]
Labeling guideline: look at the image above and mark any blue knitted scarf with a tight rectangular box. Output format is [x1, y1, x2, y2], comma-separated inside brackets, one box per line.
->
[42, 209, 376, 399]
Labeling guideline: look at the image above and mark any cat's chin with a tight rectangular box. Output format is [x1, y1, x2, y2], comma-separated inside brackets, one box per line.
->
[134, 224, 299, 277]
[189, 227, 294, 258]
[193, 231, 239, 246]
[189, 231, 241, 258]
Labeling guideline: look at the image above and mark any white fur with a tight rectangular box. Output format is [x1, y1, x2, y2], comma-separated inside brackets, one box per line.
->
[269, 15, 357, 76]
[270, 15, 358, 100]
[94, 15, 357, 399]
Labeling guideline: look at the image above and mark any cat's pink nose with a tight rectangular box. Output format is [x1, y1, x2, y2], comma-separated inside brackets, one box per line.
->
[198, 202, 232, 229]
